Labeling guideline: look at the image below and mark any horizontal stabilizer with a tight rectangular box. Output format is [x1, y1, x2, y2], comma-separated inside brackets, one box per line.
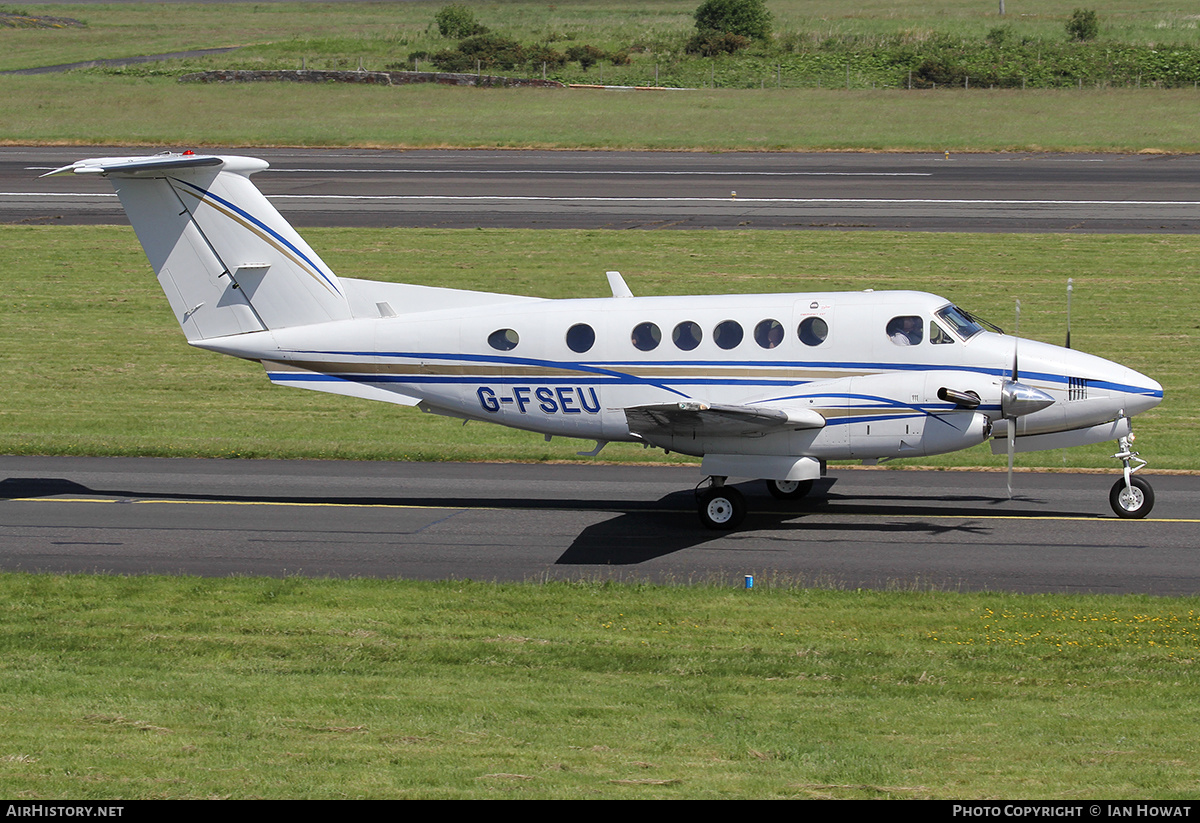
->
[263, 361, 422, 407]
[44, 154, 225, 178]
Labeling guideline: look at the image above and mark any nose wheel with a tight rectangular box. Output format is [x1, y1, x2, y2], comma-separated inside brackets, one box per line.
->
[1110, 476, 1154, 519]
[1110, 431, 1153, 519]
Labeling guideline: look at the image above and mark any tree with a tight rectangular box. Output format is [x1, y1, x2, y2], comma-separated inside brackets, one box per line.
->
[435, 4, 488, 39]
[693, 0, 772, 42]
[1066, 8, 1099, 42]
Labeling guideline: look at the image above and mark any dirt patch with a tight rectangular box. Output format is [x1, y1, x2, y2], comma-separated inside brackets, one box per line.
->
[0, 11, 85, 29]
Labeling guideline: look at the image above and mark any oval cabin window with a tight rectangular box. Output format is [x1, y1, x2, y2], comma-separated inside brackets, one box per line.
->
[488, 328, 519, 351]
[798, 317, 828, 347]
[566, 323, 595, 353]
[714, 320, 744, 350]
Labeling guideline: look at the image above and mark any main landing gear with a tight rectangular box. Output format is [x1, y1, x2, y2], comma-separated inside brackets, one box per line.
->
[697, 478, 746, 530]
[765, 478, 814, 501]
[696, 477, 815, 530]
[1109, 432, 1154, 519]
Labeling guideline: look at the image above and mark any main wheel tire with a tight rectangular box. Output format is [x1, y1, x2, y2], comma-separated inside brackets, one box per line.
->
[1109, 476, 1154, 519]
[765, 478, 814, 501]
[698, 486, 746, 530]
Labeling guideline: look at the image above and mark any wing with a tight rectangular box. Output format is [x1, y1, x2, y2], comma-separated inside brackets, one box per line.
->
[624, 400, 826, 438]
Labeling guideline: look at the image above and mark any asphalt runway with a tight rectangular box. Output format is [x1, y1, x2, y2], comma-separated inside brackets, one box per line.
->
[7, 145, 1198, 591]
[2, 456, 1197, 594]
[8, 145, 1200, 232]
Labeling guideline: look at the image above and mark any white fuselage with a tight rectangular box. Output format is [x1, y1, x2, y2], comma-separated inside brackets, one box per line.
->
[200, 288, 1162, 463]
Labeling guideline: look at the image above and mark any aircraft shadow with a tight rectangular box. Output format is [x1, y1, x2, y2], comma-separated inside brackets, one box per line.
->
[553, 481, 1090, 565]
[3, 476, 1101, 570]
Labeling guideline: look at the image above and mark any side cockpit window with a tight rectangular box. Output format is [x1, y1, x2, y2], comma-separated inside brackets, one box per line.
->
[930, 320, 954, 345]
[887, 316, 923, 346]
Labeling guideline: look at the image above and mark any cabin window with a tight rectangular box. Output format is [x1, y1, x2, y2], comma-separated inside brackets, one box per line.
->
[798, 316, 828, 347]
[930, 320, 954, 345]
[713, 320, 743, 350]
[672, 321, 702, 351]
[887, 316, 923, 346]
[631, 322, 661, 351]
[755, 319, 784, 349]
[488, 328, 519, 351]
[566, 323, 596, 353]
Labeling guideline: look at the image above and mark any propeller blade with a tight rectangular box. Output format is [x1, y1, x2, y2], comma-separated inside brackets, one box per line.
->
[1012, 299, 1021, 382]
[1007, 424, 1015, 498]
[1065, 278, 1073, 349]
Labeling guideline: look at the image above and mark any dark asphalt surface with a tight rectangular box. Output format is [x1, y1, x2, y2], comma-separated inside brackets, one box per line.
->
[6, 146, 1198, 591]
[8, 146, 1200, 232]
[2, 456, 1197, 594]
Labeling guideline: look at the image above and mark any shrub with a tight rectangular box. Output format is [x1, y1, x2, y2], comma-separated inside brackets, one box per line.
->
[685, 31, 752, 56]
[986, 25, 1011, 46]
[526, 44, 567, 69]
[693, 0, 772, 42]
[429, 48, 473, 73]
[1066, 8, 1099, 42]
[565, 44, 607, 71]
[455, 33, 526, 70]
[435, 4, 488, 39]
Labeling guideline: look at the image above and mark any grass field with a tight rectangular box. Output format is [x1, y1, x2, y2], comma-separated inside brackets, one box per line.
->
[3, 2, 1200, 152]
[3, 225, 1192, 470]
[2, 573, 1199, 799]
[6, 1, 1200, 74]
[5, 78, 1200, 153]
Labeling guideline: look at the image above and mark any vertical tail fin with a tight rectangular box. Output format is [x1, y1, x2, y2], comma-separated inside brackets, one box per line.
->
[45, 153, 351, 341]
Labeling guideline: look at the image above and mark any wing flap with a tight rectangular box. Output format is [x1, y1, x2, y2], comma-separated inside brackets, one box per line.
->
[624, 401, 825, 438]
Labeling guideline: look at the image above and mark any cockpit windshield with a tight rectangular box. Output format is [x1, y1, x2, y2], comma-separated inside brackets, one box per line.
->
[935, 304, 986, 341]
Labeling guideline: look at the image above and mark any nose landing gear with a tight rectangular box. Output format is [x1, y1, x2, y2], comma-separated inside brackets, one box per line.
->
[1110, 431, 1153, 519]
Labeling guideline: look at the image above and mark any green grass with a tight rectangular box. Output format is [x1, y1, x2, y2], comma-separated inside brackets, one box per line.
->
[2, 225, 1193, 470]
[6, 0, 1200, 92]
[2, 572, 1199, 799]
[7, 2, 1200, 75]
[4, 76, 1200, 152]
[4, 3, 1200, 152]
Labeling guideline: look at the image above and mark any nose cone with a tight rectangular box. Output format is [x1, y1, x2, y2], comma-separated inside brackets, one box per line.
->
[1122, 368, 1163, 417]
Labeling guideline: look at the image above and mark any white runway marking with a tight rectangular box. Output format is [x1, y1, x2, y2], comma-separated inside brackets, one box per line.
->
[265, 168, 934, 177]
[265, 194, 1200, 207]
[8, 192, 1200, 209]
